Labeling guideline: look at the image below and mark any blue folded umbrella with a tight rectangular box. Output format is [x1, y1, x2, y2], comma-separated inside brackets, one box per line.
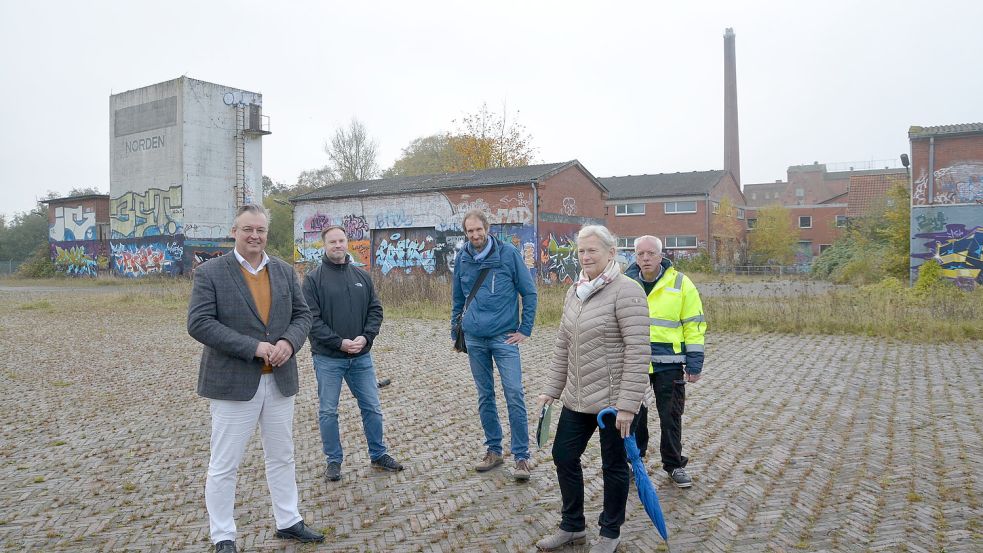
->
[598, 407, 670, 549]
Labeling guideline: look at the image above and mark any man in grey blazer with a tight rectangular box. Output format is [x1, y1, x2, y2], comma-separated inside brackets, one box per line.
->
[188, 204, 323, 553]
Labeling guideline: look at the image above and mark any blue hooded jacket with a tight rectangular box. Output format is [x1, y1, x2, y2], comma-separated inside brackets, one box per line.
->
[451, 236, 537, 339]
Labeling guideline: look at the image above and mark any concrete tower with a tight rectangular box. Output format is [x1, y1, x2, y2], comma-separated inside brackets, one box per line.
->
[723, 28, 741, 188]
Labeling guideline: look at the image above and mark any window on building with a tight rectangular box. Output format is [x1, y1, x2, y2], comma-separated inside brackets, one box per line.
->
[615, 203, 645, 216]
[665, 235, 698, 249]
[97, 223, 110, 241]
[819, 244, 832, 253]
[664, 201, 697, 214]
[799, 216, 813, 228]
[764, 192, 770, 199]
[747, 218, 757, 229]
[795, 188, 805, 198]
[751, 192, 757, 200]
[737, 208, 745, 220]
[835, 215, 848, 227]
[712, 201, 720, 214]
[617, 237, 638, 249]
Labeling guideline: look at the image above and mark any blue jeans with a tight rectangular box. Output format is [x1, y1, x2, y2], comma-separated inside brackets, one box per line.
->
[464, 333, 529, 461]
[312, 353, 387, 464]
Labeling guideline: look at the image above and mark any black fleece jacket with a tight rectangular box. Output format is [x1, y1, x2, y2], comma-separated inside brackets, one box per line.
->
[302, 255, 383, 358]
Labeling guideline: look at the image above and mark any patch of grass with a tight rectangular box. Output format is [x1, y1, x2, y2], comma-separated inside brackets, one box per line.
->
[33, 476, 45, 483]
[50, 440, 66, 447]
[51, 380, 72, 388]
[122, 482, 137, 492]
[907, 491, 923, 502]
[18, 299, 52, 311]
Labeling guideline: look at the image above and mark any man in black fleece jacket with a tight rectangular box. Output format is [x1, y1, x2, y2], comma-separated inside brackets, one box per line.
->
[302, 225, 404, 482]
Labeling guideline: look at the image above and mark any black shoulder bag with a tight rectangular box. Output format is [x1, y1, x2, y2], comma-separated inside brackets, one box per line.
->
[453, 268, 491, 353]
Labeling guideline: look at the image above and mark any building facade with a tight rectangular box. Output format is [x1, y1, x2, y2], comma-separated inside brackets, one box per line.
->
[109, 77, 268, 277]
[909, 123, 983, 288]
[42, 194, 110, 277]
[601, 170, 746, 264]
[290, 161, 606, 284]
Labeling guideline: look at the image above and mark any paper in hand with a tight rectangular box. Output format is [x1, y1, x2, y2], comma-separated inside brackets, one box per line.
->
[536, 402, 554, 449]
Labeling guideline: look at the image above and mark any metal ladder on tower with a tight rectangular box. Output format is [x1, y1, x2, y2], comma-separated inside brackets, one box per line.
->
[234, 104, 247, 208]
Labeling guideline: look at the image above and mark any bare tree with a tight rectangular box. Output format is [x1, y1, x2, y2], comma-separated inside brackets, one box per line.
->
[325, 118, 379, 182]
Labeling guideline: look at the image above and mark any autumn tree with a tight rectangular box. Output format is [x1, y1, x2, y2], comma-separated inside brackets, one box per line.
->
[747, 203, 798, 265]
[325, 118, 379, 182]
[711, 196, 745, 265]
[383, 134, 463, 177]
[296, 166, 337, 190]
[446, 102, 536, 172]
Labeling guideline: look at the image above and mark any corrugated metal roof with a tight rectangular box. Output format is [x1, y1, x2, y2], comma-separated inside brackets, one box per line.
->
[909, 123, 983, 138]
[290, 161, 585, 202]
[599, 171, 726, 200]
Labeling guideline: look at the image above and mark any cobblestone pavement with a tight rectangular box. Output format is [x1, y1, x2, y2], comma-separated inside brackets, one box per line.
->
[1, 290, 981, 552]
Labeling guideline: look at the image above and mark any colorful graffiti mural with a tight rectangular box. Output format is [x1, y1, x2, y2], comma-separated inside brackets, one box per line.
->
[373, 229, 439, 276]
[913, 162, 983, 205]
[110, 238, 184, 277]
[50, 206, 96, 241]
[541, 233, 579, 284]
[912, 223, 983, 289]
[52, 243, 97, 277]
[110, 185, 184, 238]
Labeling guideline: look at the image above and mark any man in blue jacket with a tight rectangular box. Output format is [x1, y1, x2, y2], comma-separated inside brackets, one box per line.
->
[452, 209, 538, 481]
[303, 225, 404, 482]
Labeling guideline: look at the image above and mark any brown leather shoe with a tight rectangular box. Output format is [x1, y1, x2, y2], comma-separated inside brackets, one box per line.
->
[513, 459, 531, 481]
[475, 451, 503, 472]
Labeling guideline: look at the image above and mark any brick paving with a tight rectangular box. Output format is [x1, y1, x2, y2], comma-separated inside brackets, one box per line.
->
[0, 289, 981, 552]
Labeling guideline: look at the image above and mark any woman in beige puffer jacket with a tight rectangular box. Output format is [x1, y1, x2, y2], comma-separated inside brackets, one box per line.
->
[535, 225, 650, 553]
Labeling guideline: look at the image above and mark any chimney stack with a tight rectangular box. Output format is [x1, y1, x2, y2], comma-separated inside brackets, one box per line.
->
[723, 27, 741, 188]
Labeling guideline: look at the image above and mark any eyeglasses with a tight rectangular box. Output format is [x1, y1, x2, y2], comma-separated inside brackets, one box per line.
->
[238, 227, 268, 236]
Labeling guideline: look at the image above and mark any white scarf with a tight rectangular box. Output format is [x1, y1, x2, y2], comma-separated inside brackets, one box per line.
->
[575, 259, 621, 300]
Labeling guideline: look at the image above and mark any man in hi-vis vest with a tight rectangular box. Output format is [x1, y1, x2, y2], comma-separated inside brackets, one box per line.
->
[625, 235, 706, 488]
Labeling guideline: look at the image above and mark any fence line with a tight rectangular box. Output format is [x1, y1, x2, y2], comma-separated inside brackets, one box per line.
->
[0, 259, 25, 276]
[715, 264, 813, 276]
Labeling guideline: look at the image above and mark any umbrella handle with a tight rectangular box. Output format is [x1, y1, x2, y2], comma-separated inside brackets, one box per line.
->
[596, 407, 618, 429]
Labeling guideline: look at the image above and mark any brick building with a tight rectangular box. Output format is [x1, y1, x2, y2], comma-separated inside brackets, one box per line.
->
[908, 123, 983, 288]
[745, 163, 906, 261]
[290, 160, 607, 284]
[600, 170, 746, 263]
[40, 194, 111, 277]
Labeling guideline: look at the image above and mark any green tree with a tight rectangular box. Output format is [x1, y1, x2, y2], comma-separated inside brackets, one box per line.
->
[0, 206, 49, 261]
[262, 195, 295, 261]
[296, 166, 337, 190]
[326, 118, 379, 182]
[876, 184, 911, 280]
[711, 196, 745, 265]
[384, 134, 462, 177]
[747, 203, 797, 265]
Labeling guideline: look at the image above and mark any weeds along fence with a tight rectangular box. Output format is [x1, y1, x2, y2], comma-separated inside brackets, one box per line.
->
[0, 260, 25, 276]
[715, 264, 813, 277]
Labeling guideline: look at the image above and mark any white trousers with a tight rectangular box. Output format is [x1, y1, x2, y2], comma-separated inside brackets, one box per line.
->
[205, 374, 302, 544]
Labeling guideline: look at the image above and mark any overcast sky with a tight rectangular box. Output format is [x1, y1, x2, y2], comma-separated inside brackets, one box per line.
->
[2, 0, 980, 219]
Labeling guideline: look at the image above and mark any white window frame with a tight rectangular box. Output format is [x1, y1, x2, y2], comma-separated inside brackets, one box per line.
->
[835, 215, 848, 227]
[737, 208, 745, 220]
[799, 216, 813, 229]
[711, 201, 720, 214]
[617, 237, 637, 249]
[615, 203, 646, 216]
[664, 201, 698, 214]
[664, 235, 698, 249]
[747, 218, 757, 230]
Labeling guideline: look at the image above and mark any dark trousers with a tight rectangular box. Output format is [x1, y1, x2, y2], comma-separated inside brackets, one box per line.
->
[636, 367, 688, 473]
[552, 406, 637, 539]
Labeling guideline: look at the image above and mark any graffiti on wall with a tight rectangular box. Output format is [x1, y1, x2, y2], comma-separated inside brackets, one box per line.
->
[110, 238, 184, 277]
[191, 249, 225, 269]
[184, 223, 229, 239]
[912, 223, 983, 289]
[541, 233, 579, 284]
[51, 243, 98, 277]
[913, 163, 983, 205]
[111, 185, 184, 238]
[50, 206, 96, 241]
[374, 229, 439, 276]
[374, 209, 414, 229]
[562, 197, 577, 216]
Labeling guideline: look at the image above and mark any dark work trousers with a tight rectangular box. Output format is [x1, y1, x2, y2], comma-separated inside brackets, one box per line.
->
[552, 406, 638, 539]
[644, 367, 687, 473]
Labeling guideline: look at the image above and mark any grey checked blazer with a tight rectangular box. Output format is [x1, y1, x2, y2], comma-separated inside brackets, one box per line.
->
[188, 252, 312, 401]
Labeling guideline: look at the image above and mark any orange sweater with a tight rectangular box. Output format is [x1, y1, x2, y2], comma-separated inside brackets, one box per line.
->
[240, 265, 273, 373]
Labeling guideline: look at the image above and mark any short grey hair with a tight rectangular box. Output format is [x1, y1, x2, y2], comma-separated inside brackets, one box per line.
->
[233, 204, 269, 226]
[634, 235, 663, 255]
[576, 225, 617, 250]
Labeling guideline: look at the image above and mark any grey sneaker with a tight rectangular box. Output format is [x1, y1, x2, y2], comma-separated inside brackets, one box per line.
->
[589, 536, 620, 553]
[325, 461, 341, 481]
[475, 451, 503, 472]
[513, 459, 531, 481]
[536, 529, 587, 551]
[371, 454, 404, 472]
[670, 467, 692, 488]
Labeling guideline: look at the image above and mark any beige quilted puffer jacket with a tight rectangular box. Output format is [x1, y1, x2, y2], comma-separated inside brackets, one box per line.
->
[543, 273, 651, 414]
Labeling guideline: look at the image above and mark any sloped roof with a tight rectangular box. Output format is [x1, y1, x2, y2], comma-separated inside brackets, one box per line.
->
[847, 173, 907, 218]
[909, 123, 983, 138]
[599, 170, 726, 200]
[39, 194, 110, 204]
[291, 161, 594, 202]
